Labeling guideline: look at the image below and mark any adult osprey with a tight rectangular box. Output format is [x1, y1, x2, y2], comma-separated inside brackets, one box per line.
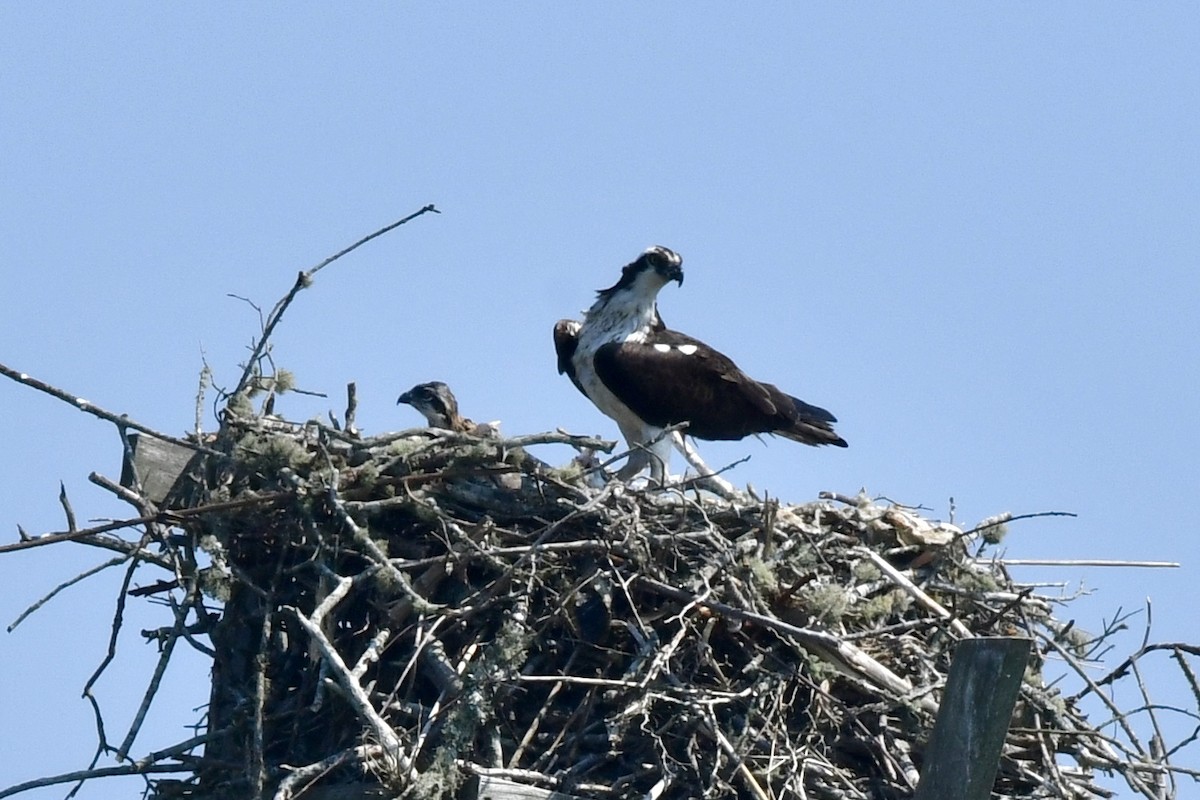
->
[554, 246, 846, 482]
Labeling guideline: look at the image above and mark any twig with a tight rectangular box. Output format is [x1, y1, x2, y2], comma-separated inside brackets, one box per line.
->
[232, 204, 439, 397]
[286, 606, 405, 756]
[7, 555, 127, 632]
[79, 541, 148, 771]
[0, 361, 223, 456]
[116, 577, 200, 760]
[1087, 643, 1200, 693]
[854, 547, 974, 639]
[633, 575, 938, 714]
[273, 745, 382, 800]
[670, 432, 741, 498]
[1000, 559, 1179, 568]
[58, 481, 77, 531]
[0, 763, 190, 799]
[963, 510, 1078, 537]
[88, 471, 148, 510]
[0, 492, 291, 555]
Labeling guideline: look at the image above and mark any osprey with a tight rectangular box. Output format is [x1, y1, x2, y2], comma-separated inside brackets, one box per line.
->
[554, 246, 846, 482]
[397, 381, 499, 437]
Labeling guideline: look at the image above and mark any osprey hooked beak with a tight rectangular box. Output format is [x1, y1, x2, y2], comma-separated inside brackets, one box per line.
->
[645, 245, 684, 287]
[398, 381, 464, 431]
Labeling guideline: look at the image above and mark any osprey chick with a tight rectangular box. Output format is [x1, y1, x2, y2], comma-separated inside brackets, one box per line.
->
[397, 382, 499, 437]
[554, 246, 846, 482]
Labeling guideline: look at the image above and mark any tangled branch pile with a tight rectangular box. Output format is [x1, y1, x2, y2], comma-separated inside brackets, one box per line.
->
[1, 207, 1194, 797]
[66, 402, 1172, 800]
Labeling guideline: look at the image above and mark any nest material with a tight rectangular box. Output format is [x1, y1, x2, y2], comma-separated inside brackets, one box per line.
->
[150, 413, 1124, 800]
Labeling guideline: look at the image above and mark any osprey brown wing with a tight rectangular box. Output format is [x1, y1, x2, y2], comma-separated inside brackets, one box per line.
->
[594, 337, 772, 440]
[593, 331, 846, 446]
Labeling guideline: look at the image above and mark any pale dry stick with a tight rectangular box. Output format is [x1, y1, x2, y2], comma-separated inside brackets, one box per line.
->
[57, 480, 78, 531]
[194, 359, 211, 437]
[637, 591, 708, 689]
[250, 595, 273, 798]
[344, 381, 359, 435]
[515, 675, 748, 698]
[507, 674, 567, 769]
[286, 607, 405, 755]
[579, 422, 690, 479]
[644, 774, 669, 800]
[1170, 648, 1200, 756]
[134, 730, 217, 766]
[1031, 710, 1073, 798]
[352, 627, 392, 682]
[503, 429, 616, 452]
[670, 432, 742, 499]
[323, 482, 443, 614]
[88, 471, 149, 512]
[926, 581, 1055, 615]
[0, 362, 223, 456]
[712, 725, 771, 800]
[232, 204, 439, 398]
[273, 744, 383, 800]
[1130, 656, 1177, 797]
[635, 575, 939, 714]
[457, 764, 570, 788]
[853, 547, 974, 639]
[33, 531, 173, 569]
[1000, 559, 1180, 568]
[309, 571, 355, 626]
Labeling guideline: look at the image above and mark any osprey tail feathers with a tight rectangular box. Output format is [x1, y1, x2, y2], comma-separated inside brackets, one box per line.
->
[776, 392, 848, 448]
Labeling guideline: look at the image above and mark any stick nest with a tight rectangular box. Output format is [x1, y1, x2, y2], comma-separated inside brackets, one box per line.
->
[104, 407, 1162, 800]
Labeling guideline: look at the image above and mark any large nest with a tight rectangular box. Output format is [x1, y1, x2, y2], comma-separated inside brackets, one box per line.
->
[111, 404, 1164, 800]
[5, 213, 1193, 800]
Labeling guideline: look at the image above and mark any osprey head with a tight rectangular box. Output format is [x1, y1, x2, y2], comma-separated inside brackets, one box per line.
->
[597, 245, 684, 299]
[397, 381, 459, 429]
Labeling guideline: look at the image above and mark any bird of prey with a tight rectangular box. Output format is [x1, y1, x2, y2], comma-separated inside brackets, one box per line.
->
[397, 381, 499, 437]
[554, 246, 846, 482]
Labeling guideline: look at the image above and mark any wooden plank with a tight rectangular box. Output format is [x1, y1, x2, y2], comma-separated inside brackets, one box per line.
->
[914, 637, 1032, 800]
[119, 432, 197, 505]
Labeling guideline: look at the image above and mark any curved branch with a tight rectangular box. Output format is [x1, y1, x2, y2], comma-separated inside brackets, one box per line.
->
[232, 204, 439, 397]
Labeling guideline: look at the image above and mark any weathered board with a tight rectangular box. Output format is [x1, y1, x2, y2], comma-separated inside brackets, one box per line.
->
[914, 637, 1032, 800]
[119, 432, 197, 505]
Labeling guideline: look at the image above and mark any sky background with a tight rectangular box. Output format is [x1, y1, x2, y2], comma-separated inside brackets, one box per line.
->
[2, 5, 1197, 798]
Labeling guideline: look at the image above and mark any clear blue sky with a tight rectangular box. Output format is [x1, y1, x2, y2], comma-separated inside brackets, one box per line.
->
[2, 6, 1197, 797]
